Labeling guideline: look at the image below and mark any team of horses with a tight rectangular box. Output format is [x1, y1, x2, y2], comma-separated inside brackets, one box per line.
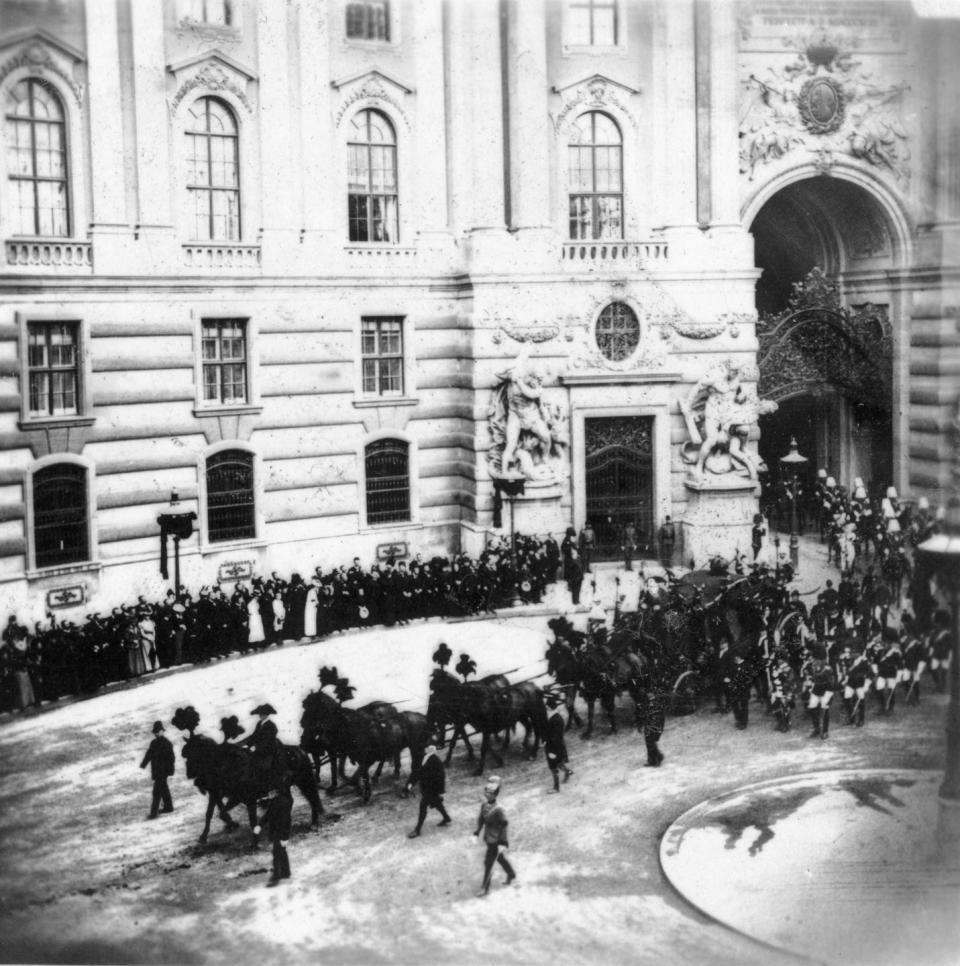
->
[173, 566, 777, 847]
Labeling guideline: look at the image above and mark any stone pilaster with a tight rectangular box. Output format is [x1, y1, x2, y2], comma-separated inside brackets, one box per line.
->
[85, 0, 131, 270]
[297, 0, 336, 267]
[257, 2, 299, 272]
[130, 0, 175, 271]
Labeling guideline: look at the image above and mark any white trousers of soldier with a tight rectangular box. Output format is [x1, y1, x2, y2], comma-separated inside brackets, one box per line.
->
[874, 675, 898, 713]
[808, 691, 833, 738]
[843, 684, 869, 725]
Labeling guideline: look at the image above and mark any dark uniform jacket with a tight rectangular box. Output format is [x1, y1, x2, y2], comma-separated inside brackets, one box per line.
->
[140, 734, 175, 781]
[418, 752, 445, 800]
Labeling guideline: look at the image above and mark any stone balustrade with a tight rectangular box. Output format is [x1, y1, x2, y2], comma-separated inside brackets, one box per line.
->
[182, 243, 262, 271]
[344, 245, 419, 269]
[562, 240, 669, 270]
[5, 240, 93, 271]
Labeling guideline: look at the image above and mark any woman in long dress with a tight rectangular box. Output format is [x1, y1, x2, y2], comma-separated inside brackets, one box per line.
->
[247, 592, 265, 648]
[303, 581, 319, 639]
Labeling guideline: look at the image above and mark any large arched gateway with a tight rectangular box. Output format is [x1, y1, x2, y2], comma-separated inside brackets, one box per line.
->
[746, 170, 911, 495]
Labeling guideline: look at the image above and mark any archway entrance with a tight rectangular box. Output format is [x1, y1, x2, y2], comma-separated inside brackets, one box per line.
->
[749, 177, 897, 494]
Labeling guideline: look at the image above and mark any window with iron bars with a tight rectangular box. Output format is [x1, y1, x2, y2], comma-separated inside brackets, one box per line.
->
[361, 317, 404, 395]
[365, 439, 410, 524]
[346, 1, 390, 41]
[27, 321, 79, 417]
[207, 450, 255, 542]
[202, 319, 247, 404]
[33, 463, 88, 568]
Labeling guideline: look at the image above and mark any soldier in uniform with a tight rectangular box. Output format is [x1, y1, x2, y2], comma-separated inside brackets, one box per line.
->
[140, 720, 175, 819]
[769, 654, 798, 732]
[658, 516, 677, 570]
[642, 684, 667, 766]
[240, 703, 278, 752]
[841, 645, 873, 727]
[900, 617, 927, 705]
[472, 776, 515, 897]
[725, 649, 753, 730]
[252, 719, 293, 887]
[806, 654, 837, 739]
[578, 522, 596, 574]
[929, 609, 954, 693]
[622, 520, 638, 572]
[875, 628, 903, 715]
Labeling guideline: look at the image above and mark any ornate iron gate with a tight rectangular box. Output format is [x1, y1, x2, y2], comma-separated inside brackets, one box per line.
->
[585, 416, 654, 560]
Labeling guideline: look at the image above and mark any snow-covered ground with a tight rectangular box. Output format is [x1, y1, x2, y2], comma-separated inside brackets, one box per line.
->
[0, 602, 953, 965]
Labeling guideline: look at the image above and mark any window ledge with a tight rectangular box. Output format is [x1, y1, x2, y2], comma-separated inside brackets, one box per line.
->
[193, 405, 263, 418]
[199, 538, 268, 557]
[26, 560, 101, 581]
[562, 44, 627, 56]
[341, 38, 398, 51]
[18, 416, 95, 431]
[353, 396, 419, 409]
[359, 520, 421, 534]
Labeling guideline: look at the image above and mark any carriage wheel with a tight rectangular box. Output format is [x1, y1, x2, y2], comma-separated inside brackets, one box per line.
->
[671, 670, 699, 716]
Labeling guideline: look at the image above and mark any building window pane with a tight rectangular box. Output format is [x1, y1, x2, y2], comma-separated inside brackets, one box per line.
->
[185, 97, 240, 241]
[187, 0, 233, 25]
[595, 302, 640, 361]
[365, 439, 410, 524]
[34, 463, 88, 567]
[27, 321, 79, 417]
[348, 110, 398, 243]
[207, 449, 255, 542]
[201, 319, 247, 404]
[346, 1, 390, 41]
[568, 0, 617, 45]
[361, 317, 404, 396]
[568, 112, 623, 240]
[5, 78, 70, 237]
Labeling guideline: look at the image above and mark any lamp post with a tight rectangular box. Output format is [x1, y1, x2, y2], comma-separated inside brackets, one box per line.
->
[780, 437, 808, 574]
[493, 476, 526, 607]
[157, 488, 197, 593]
[916, 399, 960, 850]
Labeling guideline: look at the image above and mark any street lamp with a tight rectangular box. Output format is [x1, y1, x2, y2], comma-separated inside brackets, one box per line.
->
[157, 488, 196, 594]
[492, 476, 526, 607]
[780, 437, 808, 574]
[916, 401, 960, 850]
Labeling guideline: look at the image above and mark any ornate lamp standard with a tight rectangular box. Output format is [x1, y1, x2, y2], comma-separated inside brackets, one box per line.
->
[916, 401, 960, 850]
[492, 476, 526, 607]
[157, 488, 196, 593]
[780, 437, 808, 574]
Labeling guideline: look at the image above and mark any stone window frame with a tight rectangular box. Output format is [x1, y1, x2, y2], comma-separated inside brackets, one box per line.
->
[197, 440, 265, 553]
[24, 452, 99, 577]
[357, 429, 420, 531]
[184, 95, 242, 243]
[347, 108, 400, 245]
[192, 310, 262, 417]
[562, 0, 629, 56]
[16, 310, 94, 430]
[567, 110, 624, 241]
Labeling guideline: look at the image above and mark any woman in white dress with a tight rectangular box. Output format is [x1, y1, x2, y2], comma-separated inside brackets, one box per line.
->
[247, 592, 265, 648]
[303, 580, 319, 639]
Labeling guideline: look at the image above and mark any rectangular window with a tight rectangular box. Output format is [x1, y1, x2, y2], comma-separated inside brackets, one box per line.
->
[27, 321, 78, 417]
[346, 1, 390, 41]
[202, 319, 247, 405]
[187, 0, 233, 25]
[568, 0, 617, 46]
[361, 317, 404, 396]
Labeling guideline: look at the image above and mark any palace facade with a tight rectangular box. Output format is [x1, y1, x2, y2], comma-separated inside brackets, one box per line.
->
[1, 0, 958, 617]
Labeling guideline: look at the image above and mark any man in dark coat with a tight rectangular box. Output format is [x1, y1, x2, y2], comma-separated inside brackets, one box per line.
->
[408, 744, 452, 837]
[544, 701, 573, 792]
[566, 547, 585, 606]
[140, 720, 175, 819]
[253, 720, 293, 887]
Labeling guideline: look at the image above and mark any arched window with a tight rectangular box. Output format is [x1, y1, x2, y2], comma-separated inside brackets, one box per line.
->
[595, 302, 640, 361]
[206, 449, 255, 542]
[185, 97, 240, 242]
[568, 112, 622, 240]
[365, 439, 410, 524]
[5, 78, 69, 237]
[348, 110, 398, 243]
[33, 463, 88, 567]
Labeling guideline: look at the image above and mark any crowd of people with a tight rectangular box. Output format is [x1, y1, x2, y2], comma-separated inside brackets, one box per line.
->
[0, 534, 564, 714]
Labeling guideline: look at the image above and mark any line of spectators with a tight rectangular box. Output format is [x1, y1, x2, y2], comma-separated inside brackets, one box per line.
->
[0, 533, 564, 715]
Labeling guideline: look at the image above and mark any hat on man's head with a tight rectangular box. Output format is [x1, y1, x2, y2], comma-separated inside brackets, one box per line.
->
[152, 720, 165, 734]
[485, 775, 502, 793]
[251, 703, 277, 716]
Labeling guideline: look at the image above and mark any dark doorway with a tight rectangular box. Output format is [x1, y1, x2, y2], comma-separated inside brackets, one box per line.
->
[584, 416, 654, 560]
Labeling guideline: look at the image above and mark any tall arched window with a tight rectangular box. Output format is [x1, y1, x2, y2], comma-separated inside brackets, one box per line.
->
[185, 97, 240, 242]
[5, 78, 69, 237]
[568, 112, 622, 240]
[206, 449, 255, 542]
[348, 110, 398, 243]
[365, 439, 409, 524]
[33, 463, 88, 567]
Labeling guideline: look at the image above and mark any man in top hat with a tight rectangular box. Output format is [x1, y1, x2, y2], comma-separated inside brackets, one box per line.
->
[240, 703, 278, 752]
[407, 743, 452, 838]
[140, 720, 175, 819]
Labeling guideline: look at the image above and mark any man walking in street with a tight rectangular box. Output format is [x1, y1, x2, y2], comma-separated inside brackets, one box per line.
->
[408, 744, 452, 837]
[140, 720, 174, 819]
[472, 776, 515, 897]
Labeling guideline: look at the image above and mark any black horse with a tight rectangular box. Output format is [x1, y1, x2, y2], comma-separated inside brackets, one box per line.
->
[181, 732, 324, 845]
[426, 669, 509, 767]
[300, 691, 429, 803]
